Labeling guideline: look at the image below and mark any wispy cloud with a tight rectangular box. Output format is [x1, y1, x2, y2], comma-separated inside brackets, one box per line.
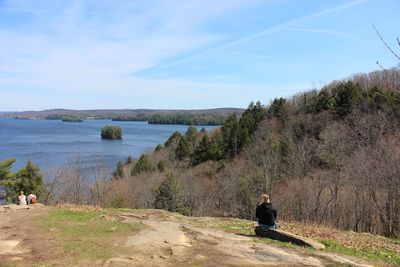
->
[227, 51, 271, 61]
[289, 27, 358, 39]
[146, 0, 369, 71]
[1, 0, 396, 111]
[0, 1, 243, 89]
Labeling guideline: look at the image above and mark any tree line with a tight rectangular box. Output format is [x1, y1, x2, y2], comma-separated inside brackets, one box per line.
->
[148, 113, 226, 125]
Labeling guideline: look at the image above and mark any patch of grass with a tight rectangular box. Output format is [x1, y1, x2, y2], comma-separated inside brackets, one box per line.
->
[211, 218, 254, 235]
[34, 209, 143, 264]
[0, 263, 19, 267]
[320, 239, 400, 266]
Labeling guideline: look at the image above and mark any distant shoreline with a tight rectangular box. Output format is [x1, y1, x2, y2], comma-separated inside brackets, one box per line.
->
[0, 108, 243, 126]
[1, 117, 224, 126]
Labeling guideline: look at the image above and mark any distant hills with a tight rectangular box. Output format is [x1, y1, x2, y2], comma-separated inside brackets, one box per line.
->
[0, 108, 244, 125]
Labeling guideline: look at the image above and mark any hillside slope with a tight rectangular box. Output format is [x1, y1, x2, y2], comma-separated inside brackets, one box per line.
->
[104, 68, 400, 240]
[1, 205, 398, 266]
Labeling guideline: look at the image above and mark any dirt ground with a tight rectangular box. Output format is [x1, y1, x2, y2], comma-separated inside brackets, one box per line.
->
[0, 205, 377, 266]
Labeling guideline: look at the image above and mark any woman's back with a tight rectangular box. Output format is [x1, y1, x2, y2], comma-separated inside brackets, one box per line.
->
[18, 194, 26, 205]
[256, 202, 277, 226]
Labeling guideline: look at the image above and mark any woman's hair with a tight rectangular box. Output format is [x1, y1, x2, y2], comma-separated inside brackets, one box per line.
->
[260, 194, 270, 203]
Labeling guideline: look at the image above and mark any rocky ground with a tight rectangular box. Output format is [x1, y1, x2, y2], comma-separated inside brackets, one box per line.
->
[0, 205, 393, 266]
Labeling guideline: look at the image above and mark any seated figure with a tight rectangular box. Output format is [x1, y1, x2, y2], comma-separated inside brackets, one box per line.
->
[255, 194, 277, 229]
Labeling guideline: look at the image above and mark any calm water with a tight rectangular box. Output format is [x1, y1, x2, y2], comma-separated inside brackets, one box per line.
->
[0, 119, 217, 171]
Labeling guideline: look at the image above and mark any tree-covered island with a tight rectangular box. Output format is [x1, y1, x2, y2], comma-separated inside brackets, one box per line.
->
[101, 125, 123, 139]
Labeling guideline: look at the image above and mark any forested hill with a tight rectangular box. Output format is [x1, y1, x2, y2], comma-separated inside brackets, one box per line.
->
[107, 68, 400, 240]
[0, 108, 243, 121]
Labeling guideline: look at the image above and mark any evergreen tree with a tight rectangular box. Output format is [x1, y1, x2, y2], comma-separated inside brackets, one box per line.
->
[157, 161, 166, 172]
[332, 81, 361, 117]
[222, 114, 240, 157]
[113, 161, 125, 179]
[191, 134, 211, 166]
[0, 158, 16, 183]
[268, 98, 288, 123]
[126, 155, 133, 164]
[240, 101, 265, 133]
[131, 154, 155, 175]
[175, 137, 191, 160]
[208, 133, 226, 161]
[185, 126, 197, 146]
[0, 158, 16, 203]
[14, 160, 45, 202]
[315, 90, 335, 112]
[164, 131, 183, 147]
[153, 173, 188, 215]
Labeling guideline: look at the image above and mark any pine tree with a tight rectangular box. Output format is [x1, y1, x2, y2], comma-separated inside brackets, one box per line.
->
[126, 155, 133, 164]
[113, 161, 125, 179]
[0, 158, 16, 203]
[14, 160, 45, 202]
[269, 98, 288, 123]
[131, 154, 155, 175]
[222, 114, 240, 157]
[190, 134, 211, 166]
[164, 131, 183, 147]
[185, 126, 197, 146]
[153, 173, 188, 215]
[208, 133, 226, 161]
[175, 137, 191, 160]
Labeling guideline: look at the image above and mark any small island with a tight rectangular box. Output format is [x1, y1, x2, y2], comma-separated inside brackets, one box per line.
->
[62, 117, 83, 122]
[101, 125, 123, 139]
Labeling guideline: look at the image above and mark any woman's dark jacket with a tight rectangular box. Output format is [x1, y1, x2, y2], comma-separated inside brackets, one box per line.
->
[256, 202, 277, 226]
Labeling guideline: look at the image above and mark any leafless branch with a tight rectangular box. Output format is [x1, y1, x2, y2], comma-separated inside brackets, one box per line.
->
[376, 61, 386, 71]
[372, 23, 400, 61]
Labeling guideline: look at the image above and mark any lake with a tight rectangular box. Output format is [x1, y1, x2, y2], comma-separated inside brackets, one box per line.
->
[0, 119, 218, 171]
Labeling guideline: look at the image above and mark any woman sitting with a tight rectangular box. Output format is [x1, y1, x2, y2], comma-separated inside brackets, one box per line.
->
[255, 194, 277, 229]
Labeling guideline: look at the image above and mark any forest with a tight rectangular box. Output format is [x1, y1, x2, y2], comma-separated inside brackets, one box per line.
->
[1, 68, 399, 239]
[148, 113, 225, 125]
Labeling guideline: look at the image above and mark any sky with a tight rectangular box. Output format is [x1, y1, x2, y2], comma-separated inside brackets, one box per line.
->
[0, 0, 399, 111]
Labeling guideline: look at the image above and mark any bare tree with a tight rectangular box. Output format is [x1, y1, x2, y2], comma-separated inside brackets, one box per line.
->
[89, 157, 111, 206]
[42, 167, 64, 205]
[372, 23, 400, 70]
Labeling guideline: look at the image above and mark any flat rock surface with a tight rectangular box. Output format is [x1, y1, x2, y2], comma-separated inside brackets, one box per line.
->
[0, 240, 22, 255]
[119, 211, 373, 267]
[0, 207, 377, 266]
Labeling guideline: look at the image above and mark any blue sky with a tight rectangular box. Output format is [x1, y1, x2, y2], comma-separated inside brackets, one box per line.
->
[0, 0, 399, 111]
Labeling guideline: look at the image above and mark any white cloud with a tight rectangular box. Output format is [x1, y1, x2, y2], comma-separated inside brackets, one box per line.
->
[0, 0, 262, 98]
[0, 0, 376, 110]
